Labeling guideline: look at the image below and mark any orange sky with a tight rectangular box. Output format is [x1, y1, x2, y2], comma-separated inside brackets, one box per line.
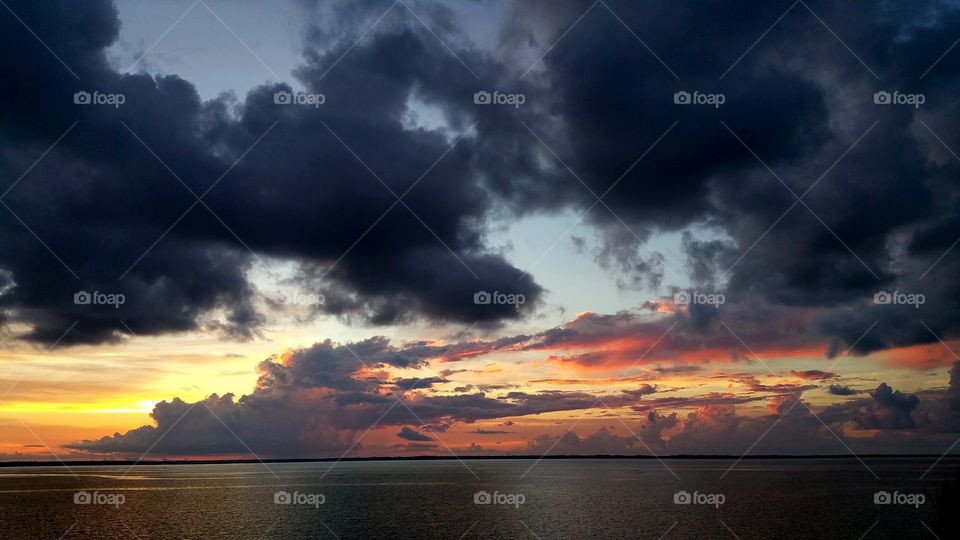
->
[2, 310, 956, 460]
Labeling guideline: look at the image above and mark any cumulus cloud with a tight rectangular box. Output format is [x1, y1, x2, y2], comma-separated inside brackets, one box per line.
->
[67, 335, 652, 455]
[526, 428, 639, 455]
[0, 0, 546, 346]
[852, 383, 920, 430]
[66, 337, 960, 456]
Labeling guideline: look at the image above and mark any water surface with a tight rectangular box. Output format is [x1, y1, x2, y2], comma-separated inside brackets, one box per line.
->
[0, 458, 955, 538]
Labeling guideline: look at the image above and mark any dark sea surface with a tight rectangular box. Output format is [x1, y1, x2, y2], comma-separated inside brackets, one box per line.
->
[0, 458, 957, 539]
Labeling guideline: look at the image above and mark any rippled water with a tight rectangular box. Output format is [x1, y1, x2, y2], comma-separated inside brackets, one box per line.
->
[0, 458, 956, 538]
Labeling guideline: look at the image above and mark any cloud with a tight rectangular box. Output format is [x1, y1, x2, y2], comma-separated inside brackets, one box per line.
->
[621, 384, 657, 398]
[852, 383, 920, 430]
[391, 377, 448, 391]
[790, 370, 836, 381]
[0, 0, 547, 346]
[501, 0, 960, 360]
[828, 385, 861, 396]
[2, 0, 960, 366]
[630, 393, 767, 413]
[472, 428, 511, 435]
[728, 374, 817, 395]
[66, 337, 960, 457]
[526, 427, 639, 455]
[396, 426, 433, 442]
[67, 335, 653, 455]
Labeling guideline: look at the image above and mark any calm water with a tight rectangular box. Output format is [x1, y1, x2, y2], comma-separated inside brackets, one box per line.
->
[0, 458, 957, 539]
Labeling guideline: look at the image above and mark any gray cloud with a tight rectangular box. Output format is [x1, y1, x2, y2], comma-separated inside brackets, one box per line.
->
[828, 385, 861, 396]
[853, 383, 920, 430]
[396, 426, 433, 441]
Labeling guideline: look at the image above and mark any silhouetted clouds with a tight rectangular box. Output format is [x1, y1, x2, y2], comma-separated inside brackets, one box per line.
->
[67, 329, 960, 456]
[828, 385, 861, 396]
[853, 383, 920, 430]
[396, 426, 433, 441]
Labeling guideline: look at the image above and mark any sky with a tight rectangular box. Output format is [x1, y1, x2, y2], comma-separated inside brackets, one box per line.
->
[1, 0, 960, 461]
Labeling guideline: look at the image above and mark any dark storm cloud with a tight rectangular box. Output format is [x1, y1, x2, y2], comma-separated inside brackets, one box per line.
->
[514, 1, 828, 223]
[498, 0, 960, 357]
[0, 1, 267, 344]
[5, 0, 960, 356]
[0, 0, 546, 346]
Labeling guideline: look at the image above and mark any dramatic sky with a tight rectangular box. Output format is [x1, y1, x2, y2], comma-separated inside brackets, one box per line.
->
[3, 0, 960, 461]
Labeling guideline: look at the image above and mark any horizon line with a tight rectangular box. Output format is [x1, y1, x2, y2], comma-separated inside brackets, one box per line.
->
[2, 453, 959, 467]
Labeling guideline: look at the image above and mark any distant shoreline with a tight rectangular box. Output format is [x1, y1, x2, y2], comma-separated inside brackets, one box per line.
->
[1, 454, 958, 467]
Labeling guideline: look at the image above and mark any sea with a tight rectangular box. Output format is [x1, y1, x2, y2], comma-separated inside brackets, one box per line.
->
[0, 457, 956, 539]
